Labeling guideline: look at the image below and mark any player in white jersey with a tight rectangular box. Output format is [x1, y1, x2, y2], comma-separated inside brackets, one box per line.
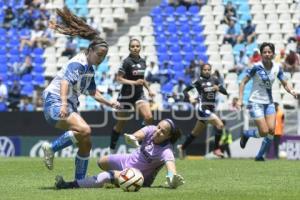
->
[237, 42, 297, 161]
[40, 8, 120, 179]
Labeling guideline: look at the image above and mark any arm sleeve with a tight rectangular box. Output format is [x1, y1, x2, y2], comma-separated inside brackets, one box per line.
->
[277, 67, 286, 81]
[63, 62, 86, 85]
[161, 148, 175, 162]
[246, 66, 258, 78]
[118, 60, 129, 75]
[141, 125, 156, 141]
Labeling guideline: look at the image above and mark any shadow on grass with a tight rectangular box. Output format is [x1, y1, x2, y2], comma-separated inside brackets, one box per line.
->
[38, 186, 57, 190]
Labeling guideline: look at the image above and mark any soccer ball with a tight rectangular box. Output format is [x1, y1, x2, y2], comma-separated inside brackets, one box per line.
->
[118, 168, 144, 192]
[279, 150, 287, 159]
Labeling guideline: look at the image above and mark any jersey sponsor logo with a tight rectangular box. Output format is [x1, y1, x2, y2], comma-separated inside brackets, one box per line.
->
[0, 137, 15, 157]
[132, 69, 145, 76]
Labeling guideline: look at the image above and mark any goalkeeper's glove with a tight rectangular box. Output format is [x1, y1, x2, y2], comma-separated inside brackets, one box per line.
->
[166, 172, 185, 189]
[124, 133, 140, 148]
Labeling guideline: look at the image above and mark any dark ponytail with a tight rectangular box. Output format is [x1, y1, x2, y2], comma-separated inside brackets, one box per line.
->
[169, 128, 182, 144]
[50, 7, 108, 50]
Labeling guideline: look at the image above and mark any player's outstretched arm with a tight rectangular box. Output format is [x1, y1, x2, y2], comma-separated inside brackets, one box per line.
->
[165, 161, 185, 189]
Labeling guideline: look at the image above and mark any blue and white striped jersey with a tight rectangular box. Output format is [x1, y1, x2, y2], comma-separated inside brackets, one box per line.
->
[44, 52, 96, 106]
[246, 61, 286, 104]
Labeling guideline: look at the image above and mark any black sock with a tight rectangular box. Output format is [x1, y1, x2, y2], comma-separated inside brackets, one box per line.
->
[182, 133, 195, 150]
[214, 133, 222, 150]
[110, 129, 120, 149]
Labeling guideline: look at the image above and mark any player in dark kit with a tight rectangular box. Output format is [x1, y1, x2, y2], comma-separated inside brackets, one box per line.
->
[177, 63, 229, 159]
[109, 39, 155, 153]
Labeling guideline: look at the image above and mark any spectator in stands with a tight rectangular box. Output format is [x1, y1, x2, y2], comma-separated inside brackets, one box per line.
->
[224, 1, 236, 18]
[160, 62, 173, 85]
[20, 97, 35, 111]
[0, 76, 8, 104]
[8, 80, 21, 111]
[20, 5, 35, 29]
[223, 19, 242, 46]
[221, 1, 237, 25]
[145, 61, 160, 83]
[19, 22, 54, 51]
[238, 42, 297, 161]
[230, 49, 249, 74]
[275, 49, 286, 64]
[109, 38, 155, 153]
[249, 48, 262, 65]
[229, 97, 239, 111]
[12, 56, 33, 77]
[177, 63, 229, 159]
[172, 78, 186, 103]
[242, 20, 256, 44]
[61, 38, 77, 59]
[283, 50, 300, 73]
[40, 8, 119, 180]
[2, 6, 15, 29]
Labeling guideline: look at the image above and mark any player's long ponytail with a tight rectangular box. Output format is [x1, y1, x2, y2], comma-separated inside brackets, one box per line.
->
[49, 7, 108, 50]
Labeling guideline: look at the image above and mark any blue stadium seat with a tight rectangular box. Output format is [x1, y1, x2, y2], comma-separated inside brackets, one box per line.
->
[187, 5, 200, 16]
[31, 48, 44, 57]
[157, 45, 168, 54]
[173, 63, 184, 71]
[32, 65, 44, 75]
[175, 6, 187, 16]
[33, 57, 44, 66]
[0, 102, 7, 112]
[0, 64, 7, 73]
[180, 36, 191, 45]
[161, 82, 174, 94]
[20, 74, 33, 85]
[190, 16, 202, 25]
[167, 35, 179, 46]
[165, 24, 177, 36]
[191, 25, 204, 35]
[170, 53, 182, 63]
[150, 6, 162, 18]
[178, 24, 190, 36]
[8, 56, 20, 66]
[233, 43, 245, 56]
[198, 54, 208, 63]
[169, 45, 181, 54]
[21, 84, 34, 97]
[163, 6, 175, 17]
[184, 54, 195, 64]
[158, 53, 169, 63]
[32, 74, 45, 86]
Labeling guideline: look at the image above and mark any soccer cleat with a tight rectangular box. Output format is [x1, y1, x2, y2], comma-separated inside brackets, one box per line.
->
[42, 142, 54, 170]
[55, 176, 68, 189]
[240, 134, 249, 149]
[213, 148, 224, 158]
[177, 145, 185, 160]
[255, 157, 265, 162]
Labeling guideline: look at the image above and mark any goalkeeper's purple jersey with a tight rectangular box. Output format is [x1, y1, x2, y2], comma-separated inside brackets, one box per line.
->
[126, 125, 175, 186]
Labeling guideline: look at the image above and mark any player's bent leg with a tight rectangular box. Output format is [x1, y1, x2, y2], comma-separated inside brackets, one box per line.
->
[110, 112, 129, 153]
[42, 141, 54, 170]
[97, 155, 110, 171]
[208, 114, 224, 158]
[136, 101, 153, 125]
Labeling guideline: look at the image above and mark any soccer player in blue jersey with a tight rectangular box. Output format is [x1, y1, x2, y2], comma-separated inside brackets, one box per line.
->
[238, 42, 298, 161]
[41, 7, 120, 179]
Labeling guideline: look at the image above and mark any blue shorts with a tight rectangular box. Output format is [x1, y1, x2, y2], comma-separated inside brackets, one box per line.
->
[42, 92, 77, 126]
[247, 102, 275, 119]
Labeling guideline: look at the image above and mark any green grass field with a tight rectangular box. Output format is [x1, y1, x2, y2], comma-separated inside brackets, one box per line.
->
[0, 157, 299, 200]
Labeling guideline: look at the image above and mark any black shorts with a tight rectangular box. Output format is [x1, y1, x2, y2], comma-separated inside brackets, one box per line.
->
[117, 93, 147, 110]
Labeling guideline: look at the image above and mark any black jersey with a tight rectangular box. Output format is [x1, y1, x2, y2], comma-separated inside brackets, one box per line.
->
[118, 54, 147, 98]
[190, 75, 227, 111]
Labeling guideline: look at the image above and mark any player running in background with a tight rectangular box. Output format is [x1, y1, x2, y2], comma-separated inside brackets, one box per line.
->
[54, 119, 184, 189]
[109, 39, 155, 153]
[238, 42, 297, 161]
[41, 7, 120, 179]
[177, 63, 229, 159]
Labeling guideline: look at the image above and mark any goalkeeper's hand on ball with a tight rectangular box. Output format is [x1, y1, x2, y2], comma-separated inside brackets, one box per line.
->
[124, 133, 140, 148]
[166, 173, 185, 189]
